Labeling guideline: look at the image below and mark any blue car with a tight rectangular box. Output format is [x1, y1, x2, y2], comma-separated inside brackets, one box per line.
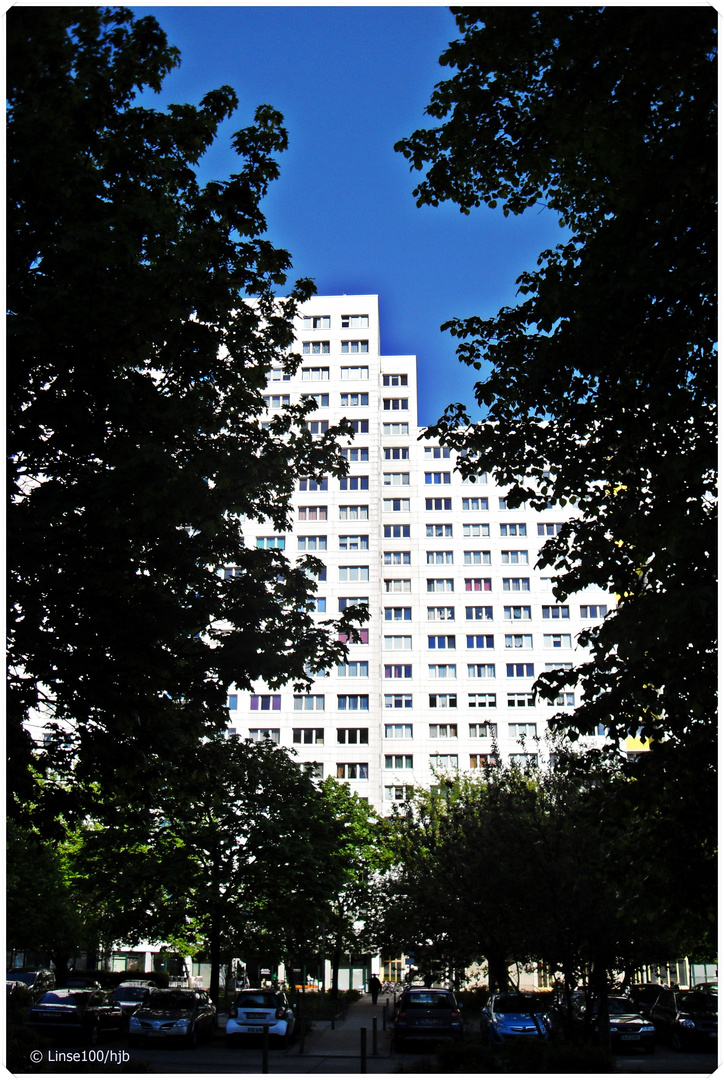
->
[481, 992, 554, 1045]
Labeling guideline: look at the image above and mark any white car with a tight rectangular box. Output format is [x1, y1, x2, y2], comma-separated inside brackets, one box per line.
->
[225, 989, 295, 1046]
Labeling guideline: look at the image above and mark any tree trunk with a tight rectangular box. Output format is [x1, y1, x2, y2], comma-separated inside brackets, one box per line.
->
[330, 935, 343, 1000]
[591, 954, 611, 1049]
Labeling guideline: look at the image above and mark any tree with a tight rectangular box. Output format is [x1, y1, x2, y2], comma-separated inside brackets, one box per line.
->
[8, 7, 363, 819]
[396, 6, 716, 884]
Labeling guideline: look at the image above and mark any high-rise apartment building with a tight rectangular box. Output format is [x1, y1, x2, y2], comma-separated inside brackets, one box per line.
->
[226, 296, 611, 813]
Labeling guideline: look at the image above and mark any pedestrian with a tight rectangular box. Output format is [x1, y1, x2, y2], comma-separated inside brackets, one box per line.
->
[369, 973, 381, 1005]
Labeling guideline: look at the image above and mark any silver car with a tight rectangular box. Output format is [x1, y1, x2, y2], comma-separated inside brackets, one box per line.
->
[226, 989, 295, 1046]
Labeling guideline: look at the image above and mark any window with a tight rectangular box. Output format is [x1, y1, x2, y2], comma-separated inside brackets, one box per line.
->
[502, 550, 529, 564]
[428, 635, 456, 649]
[542, 605, 570, 619]
[499, 497, 527, 509]
[469, 722, 497, 737]
[383, 422, 409, 435]
[337, 728, 369, 744]
[462, 497, 489, 510]
[263, 394, 290, 409]
[224, 566, 242, 579]
[555, 693, 576, 706]
[544, 634, 572, 648]
[429, 699, 457, 713]
[465, 578, 491, 592]
[338, 628, 369, 644]
[505, 634, 533, 648]
[298, 535, 327, 551]
[305, 564, 326, 582]
[507, 694, 536, 708]
[504, 606, 531, 620]
[384, 578, 411, 593]
[349, 419, 369, 433]
[384, 754, 413, 769]
[384, 664, 412, 678]
[500, 523, 527, 536]
[228, 695, 238, 711]
[468, 664, 496, 678]
[340, 366, 369, 380]
[301, 366, 330, 379]
[341, 392, 369, 407]
[251, 695, 281, 711]
[509, 722, 537, 738]
[383, 398, 408, 411]
[293, 728, 324, 744]
[339, 505, 369, 520]
[427, 579, 454, 593]
[303, 315, 330, 329]
[383, 472, 410, 486]
[270, 366, 291, 382]
[467, 635, 494, 649]
[339, 565, 369, 582]
[424, 446, 451, 459]
[383, 498, 411, 512]
[383, 551, 411, 565]
[342, 314, 369, 328]
[249, 728, 280, 743]
[544, 661, 572, 670]
[464, 550, 491, 565]
[507, 663, 534, 677]
[303, 392, 329, 407]
[341, 447, 369, 463]
[581, 605, 608, 618]
[306, 420, 329, 434]
[510, 753, 538, 766]
[339, 535, 369, 551]
[503, 578, 530, 591]
[425, 472, 451, 485]
[384, 524, 410, 538]
[384, 607, 412, 621]
[256, 536, 285, 549]
[428, 664, 457, 678]
[429, 754, 458, 769]
[470, 753, 498, 768]
[385, 785, 414, 801]
[341, 340, 369, 354]
[293, 695, 325, 711]
[384, 635, 413, 650]
[426, 498, 452, 510]
[311, 597, 326, 612]
[538, 523, 564, 536]
[385, 723, 413, 737]
[299, 477, 328, 492]
[337, 661, 369, 677]
[468, 693, 497, 708]
[302, 343, 330, 355]
[384, 447, 409, 460]
[339, 475, 369, 491]
[337, 762, 369, 779]
[302, 761, 324, 779]
[426, 551, 453, 566]
[466, 606, 493, 621]
[298, 506, 327, 521]
[384, 696, 413, 711]
[383, 374, 407, 386]
[337, 695, 369, 711]
[463, 524, 490, 537]
[338, 596, 369, 610]
[426, 524, 453, 537]
[427, 606, 455, 621]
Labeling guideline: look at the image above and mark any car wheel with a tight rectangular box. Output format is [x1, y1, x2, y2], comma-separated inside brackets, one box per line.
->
[671, 1030, 683, 1052]
[187, 1025, 198, 1049]
[88, 1023, 99, 1047]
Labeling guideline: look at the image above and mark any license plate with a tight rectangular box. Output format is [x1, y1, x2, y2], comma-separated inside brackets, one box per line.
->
[245, 1026, 264, 1033]
[620, 1034, 640, 1041]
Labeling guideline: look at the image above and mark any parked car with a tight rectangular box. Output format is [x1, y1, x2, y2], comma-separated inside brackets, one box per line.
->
[693, 982, 718, 993]
[627, 983, 667, 1018]
[25, 988, 124, 1045]
[393, 987, 463, 1051]
[575, 996, 656, 1054]
[481, 992, 554, 1045]
[650, 989, 718, 1051]
[127, 987, 216, 1048]
[110, 980, 157, 1028]
[64, 977, 101, 990]
[226, 988, 295, 1046]
[6, 969, 55, 998]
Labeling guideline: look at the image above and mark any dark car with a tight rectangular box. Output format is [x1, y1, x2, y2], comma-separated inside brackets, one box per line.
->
[627, 983, 667, 1019]
[650, 989, 718, 1051]
[226, 988, 295, 1046]
[575, 996, 656, 1054]
[64, 977, 102, 990]
[110, 981, 157, 1028]
[393, 987, 463, 1051]
[481, 992, 554, 1045]
[127, 987, 216, 1048]
[25, 988, 124, 1045]
[7, 969, 55, 998]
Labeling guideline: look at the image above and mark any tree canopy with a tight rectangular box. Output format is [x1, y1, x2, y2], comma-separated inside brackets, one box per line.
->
[396, 8, 716, 769]
[8, 7, 361, 819]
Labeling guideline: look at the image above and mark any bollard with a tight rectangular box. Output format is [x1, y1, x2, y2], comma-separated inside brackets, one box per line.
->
[298, 1016, 306, 1054]
[372, 1016, 378, 1056]
[331, 1010, 335, 1030]
[360, 1026, 367, 1073]
[382, 1001, 387, 1031]
[262, 1025, 269, 1074]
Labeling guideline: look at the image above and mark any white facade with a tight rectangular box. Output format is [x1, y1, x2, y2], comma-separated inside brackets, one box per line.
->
[227, 295, 611, 814]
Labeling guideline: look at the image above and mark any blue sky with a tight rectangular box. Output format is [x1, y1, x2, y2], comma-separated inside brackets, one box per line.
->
[134, 5, 564, 426]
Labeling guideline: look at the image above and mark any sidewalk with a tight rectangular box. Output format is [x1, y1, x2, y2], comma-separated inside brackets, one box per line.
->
[299, 992, 394, 1060]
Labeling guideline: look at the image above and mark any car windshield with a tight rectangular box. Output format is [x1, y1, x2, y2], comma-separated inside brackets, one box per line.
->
[404, 992, 452, 1009]
[7, 973, 37, 985]
[38, 991, 87, 1006]
[495, 995, 549, 1014]
[113, 987, 148, 1001]
[146, 992, 195, 1011]
[237, 993, 278, 1007]
[607, 998, 635, 1014]
[679, 992, 717, 1013]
